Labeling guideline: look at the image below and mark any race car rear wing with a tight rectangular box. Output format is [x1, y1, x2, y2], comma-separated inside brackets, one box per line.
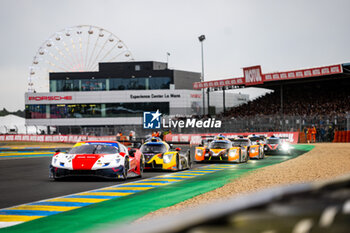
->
[118, 138, 190, 148]
[227, 135, 246, 141]
[268, 137, 289, 140]
[199, 135, 215, 146]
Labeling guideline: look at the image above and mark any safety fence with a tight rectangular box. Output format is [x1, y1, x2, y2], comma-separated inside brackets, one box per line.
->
[174, 114, 349, 134]
[164, 132, 299, 144]
[0, 132, 299, 145]
[2, 132, 349, 144]
[333, 131, 350, 142]
[0, 134, 119, 143]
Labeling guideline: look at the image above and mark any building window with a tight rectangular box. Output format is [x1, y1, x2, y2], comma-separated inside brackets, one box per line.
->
[105, 102, 169, 117]
[25, 105, 47, 119]
[50, 79, 81, 92]
[25, 102, 169, 119]
[50, 77, 172, 92]
[109, 77, 146, 90]
[135, 65, 141, 71]
[50, 104, 102, 118]
[148, 77, 171, 89]
[81, 79, 106, 91]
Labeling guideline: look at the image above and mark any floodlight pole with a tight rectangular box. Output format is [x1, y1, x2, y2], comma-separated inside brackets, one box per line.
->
[199, 35, 206, 115]
[223, 86, 226, 113]
[280, 84, 284, 131]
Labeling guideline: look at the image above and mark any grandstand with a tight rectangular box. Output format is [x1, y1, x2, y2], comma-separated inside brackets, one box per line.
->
[191, 62, 350, 139]
[223, 78, 350, 118]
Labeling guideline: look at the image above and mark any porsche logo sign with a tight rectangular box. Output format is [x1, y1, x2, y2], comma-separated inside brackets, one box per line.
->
[28, 96, 73, 101]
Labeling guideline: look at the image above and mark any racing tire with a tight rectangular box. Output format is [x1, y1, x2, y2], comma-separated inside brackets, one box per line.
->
[51, 176, 60, 181]
[187, 150, 192, 169]
[51, 173, 61, 181]
[122, 157, 129, 180]
[176, 154, 181, 170]
[49, 167, 59, 181]
[138, 156, 144, 178]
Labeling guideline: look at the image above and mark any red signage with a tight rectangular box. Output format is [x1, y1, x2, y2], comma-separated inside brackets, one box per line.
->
[0, 134, 116, 143]
[164, 132, 299, 144]
[190, 94, 202, 98]
[243, 65, 263, 86]
[263, 64, 342, 82]
[193, 63, 343, 89]
[193, 77, 244, 89]
[28, 96, 73, 101]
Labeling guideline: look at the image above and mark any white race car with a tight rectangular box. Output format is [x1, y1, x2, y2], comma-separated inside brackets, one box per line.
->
[49, 141, 144, 180]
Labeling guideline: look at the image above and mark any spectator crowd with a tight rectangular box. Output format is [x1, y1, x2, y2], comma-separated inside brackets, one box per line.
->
[222, 82, 350, 118]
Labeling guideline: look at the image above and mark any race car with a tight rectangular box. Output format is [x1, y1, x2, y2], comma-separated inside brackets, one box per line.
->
[49, 141, 144, 180]
[247, 135, 265, 159]
[264, 136, 291, 155]
[195, 135, 249, 163]
[139, 137, 192, 171]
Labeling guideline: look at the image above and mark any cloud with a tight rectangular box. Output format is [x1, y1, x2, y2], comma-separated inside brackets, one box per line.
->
[0, 0, 350, 110]
[0, 65, 27, 111]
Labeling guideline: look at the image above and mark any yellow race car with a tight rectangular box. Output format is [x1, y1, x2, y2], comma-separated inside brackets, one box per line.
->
[140, 137, 192, 171]
[195, 135, 249, 163]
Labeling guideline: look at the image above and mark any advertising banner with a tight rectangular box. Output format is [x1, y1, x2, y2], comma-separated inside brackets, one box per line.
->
[243, 65, 263, 86]
[192, 64, 342, 89]
[164, 132, 299, 144]
[263, 64, 342, 82]
[0, 134, 116, 143]
[0, 132, 299, 144]
[193, 77, 244, 89]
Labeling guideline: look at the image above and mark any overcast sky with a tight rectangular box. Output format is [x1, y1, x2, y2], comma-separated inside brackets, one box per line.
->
[1, 0, 350, 111]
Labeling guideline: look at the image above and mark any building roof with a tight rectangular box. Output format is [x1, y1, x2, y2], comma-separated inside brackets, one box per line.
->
[193, 62, 348, 90]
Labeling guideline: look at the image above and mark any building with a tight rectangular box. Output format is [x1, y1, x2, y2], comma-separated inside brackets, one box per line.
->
[25, 61, 248, 135]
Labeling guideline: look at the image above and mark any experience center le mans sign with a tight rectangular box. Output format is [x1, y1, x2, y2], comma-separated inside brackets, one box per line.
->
[130, 94, 181, 99]
[193, 63, 343, 89]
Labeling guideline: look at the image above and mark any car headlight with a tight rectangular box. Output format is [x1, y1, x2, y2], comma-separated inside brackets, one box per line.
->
[64, 154, 75, 160]
[163, 154, 173, 164]
[229, 149, 237, 157]
[281, 143, 289, 151]
[196, 149, 203, 156]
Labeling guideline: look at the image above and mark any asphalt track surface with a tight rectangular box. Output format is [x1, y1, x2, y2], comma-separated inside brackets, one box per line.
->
[0, 146, 311, 232]
[0, 155, 203, 209]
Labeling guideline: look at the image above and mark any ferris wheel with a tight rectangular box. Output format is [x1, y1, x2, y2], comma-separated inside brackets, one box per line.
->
[28, 25, 134, 92]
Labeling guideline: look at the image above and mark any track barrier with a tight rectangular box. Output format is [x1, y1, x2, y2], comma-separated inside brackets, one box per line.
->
[0, 134, 119, 143]
[332, 130, 350, 142]
[165, 132, 299, 144]
[2, 131, 349, 143]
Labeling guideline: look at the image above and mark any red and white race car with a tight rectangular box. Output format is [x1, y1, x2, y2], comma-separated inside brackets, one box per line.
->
[49, 141, 144, 180]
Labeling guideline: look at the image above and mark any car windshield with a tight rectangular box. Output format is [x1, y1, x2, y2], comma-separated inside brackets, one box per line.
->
[249, 137, 259, 142]
[69, 144, 119, 154]
[267, 139, 280, 144]
[232, 140, 249, 147]
[140, 144, 167, 154]
[249, 137, 260, 144]
[209, 141, 231, 149]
